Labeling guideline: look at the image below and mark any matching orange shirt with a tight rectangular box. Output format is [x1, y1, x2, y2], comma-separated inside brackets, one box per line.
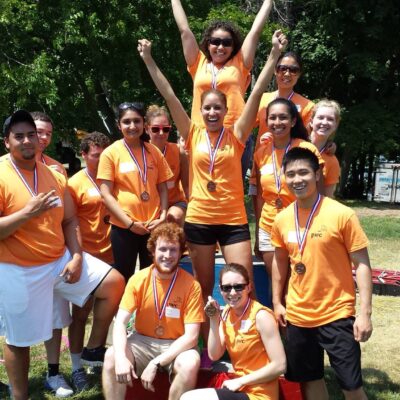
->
[271, 196, 369, 327]
[254, 139, 324, 233]
[185, 123, 247, 225]
[40, 153, 68, 178]
[68, 169, 113, 264]
[321, 152, 340, 186]
[163, 142, 187, 206]
[97, 140, 173, 228]
[0, 158, 66, 266]
[188, 50, 251, 128]
[255, 91, 315, 151]
[119, 265, 205, 339]
[222, 300, 278, 400]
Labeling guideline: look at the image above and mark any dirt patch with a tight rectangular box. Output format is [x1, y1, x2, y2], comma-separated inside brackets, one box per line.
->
[353, 207, 400, 218]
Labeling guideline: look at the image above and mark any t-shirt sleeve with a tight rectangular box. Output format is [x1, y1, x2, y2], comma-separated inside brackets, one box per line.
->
[97, 149, 115, 181]
[183, 280, 205, 324]
[270, 216, 286, 248]
[301, 100, 315, 128]
[324, 156, 341, 185]
[342, 213, 369, 253]
[119, 276, 139, 313]
[67, 180, 79, 207]
[187, 51, 202, 79]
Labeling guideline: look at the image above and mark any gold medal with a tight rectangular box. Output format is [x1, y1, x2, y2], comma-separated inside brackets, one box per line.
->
[294, 262, 306, 275]
[155, 325, 164, 337]
[207, 181, 217, 192]
[141, 191, 150, 201]
[204, 303, 218, 318]
[275, 197, 283, 209]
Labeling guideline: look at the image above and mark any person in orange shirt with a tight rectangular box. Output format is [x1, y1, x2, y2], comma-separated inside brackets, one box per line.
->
[98, 102, 173, 282]
[182, 263, 286, 400]
[0, 110, 125, 400]
[67, 131, 113, 391]
[102, 223, 204, 400]
[309, 99, 341, 198]
[145, 105, 189, 226]
[271, 147, 372, 400]
[138, 31, 287, 365]
[253, 98, 324, 276]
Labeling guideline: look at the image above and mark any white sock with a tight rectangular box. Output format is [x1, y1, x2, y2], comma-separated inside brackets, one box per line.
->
[70, 352, 82, 372]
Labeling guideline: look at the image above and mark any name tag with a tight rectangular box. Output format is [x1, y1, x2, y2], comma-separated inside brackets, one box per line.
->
[119, 162, 135, 173]
[87, 187, 100, 197]
[288, 230, 299, 243]
[260, 163, 273, 175]
[296, 104, 302, 112]
[51, 196, 63, 208]
[240, 319, 252, 332]
[165, 306, 180, 319]
[197, 142, 209, 154]
[167, 181, 175, 189]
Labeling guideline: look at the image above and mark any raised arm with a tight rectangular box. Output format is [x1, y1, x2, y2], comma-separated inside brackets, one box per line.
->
[241, 0, 273, 69]
[138, 39, 191, 141]
[171, 0, 199, 66]
[234, 30, 287, 144]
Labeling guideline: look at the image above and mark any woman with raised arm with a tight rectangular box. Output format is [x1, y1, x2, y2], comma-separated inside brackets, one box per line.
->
[181, 263, 286, 400]
[138, 30, 286, 364]
[97, 103, 173, 282]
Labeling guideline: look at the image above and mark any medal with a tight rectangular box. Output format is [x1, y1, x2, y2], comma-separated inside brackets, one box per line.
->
[84, 168, 101, 195]
[271, 141, 291, 205]
[207, 181, 217, 192]
[223, 298, 251, 327]
[140, 191, 150, 201]
[205, 303, 218, 318]
[275, 197, 283, 209]
[294, 262, 306, 274]
[155, 325, 164, 337]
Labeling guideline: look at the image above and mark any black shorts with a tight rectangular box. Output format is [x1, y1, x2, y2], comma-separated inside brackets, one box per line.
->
[285, 317, 363, 391]
[215, 388, 249, 400]
[184, 222, 250, 246]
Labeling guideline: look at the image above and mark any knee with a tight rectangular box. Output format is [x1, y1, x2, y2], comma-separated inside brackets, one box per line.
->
[174, 352, 200, 380]
[343, 387, 367, 400]
[98, 269, 125, 300]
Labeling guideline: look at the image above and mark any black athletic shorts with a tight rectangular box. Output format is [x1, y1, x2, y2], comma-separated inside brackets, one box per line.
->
[285, 317, 363, 390]
[184, 222, 250, 246]
[215, 388, 249, 400]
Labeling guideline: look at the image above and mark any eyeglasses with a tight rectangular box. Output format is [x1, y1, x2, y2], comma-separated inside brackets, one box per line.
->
[209, 37, 233, 47]
[220, 283, 248, 293]
[118, 102, 145, 111]
[276, 64, 301, 75]
[150, 125, 172, 134]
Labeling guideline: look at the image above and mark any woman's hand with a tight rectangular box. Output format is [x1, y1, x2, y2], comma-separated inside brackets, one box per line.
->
[222, 377, 244, 392]
[271, 30, 288, 54]
[259, 131, 273, 145]
[130, 221, 150, 235]
[137, 39, 153, 63]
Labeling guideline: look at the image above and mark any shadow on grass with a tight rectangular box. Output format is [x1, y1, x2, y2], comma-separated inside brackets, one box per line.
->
[341, 199, 400, 211]
[326, 366, 400, 400]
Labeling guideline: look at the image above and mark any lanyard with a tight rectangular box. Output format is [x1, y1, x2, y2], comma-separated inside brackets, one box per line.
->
[123, 140, 147, 186]
[204, 128, 225, 175]
[152, 268, 179, 322]
[84, 168, 101, 195]
[271, 140, 291, 193]
[223, 298, 251, 326]
[210, 63, 224, 89]
[9, 158, 38, 196]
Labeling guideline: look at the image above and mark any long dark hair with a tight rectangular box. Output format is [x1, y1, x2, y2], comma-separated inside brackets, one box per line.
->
[117, 102, 149, 143]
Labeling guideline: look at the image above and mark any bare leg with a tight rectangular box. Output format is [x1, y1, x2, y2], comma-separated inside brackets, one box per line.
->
[4, 344, 30, 400]
[301, 379, 329, 400]
[87, 269, 125, 349]
[169, 349, 200, 400]
[44, 329, 62, 364]
[167, 205, 186, 227]
[343, 387, 368, 400]
[262, 250, 274, 278]
[69, 299, 94, 353]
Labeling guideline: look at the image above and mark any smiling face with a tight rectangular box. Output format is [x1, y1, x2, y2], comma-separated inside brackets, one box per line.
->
[220, 271, 250, 310]
[275, 56, 301, 91]
[311, 106, 338, 139]
[208, 29, 234, 67]
[146, 115, 171, 149]
[267, 103, 296, 142]
[118, 109, 145, 145]
[35, 120, 53, 152]
[153, 237, 181, 277]
[201, 92, 227, 132]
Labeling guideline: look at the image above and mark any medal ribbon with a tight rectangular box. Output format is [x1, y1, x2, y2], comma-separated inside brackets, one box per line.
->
[271, 140, 292, 193]
[162, 145, 167, 157]
[319, 144, 327, 154]
[210, 63, 224, 89]
[275, 90, 294, 101]
[152, 268, 179, 322]
[9, 158, 38, 196]
[205, 127, 225, 175]
[294, 193, 322, 256]
[223, 297, 251, 325]
[41, 155, 47, 165]
[123, 140, 147, 186]
[84, 168, 101, 195]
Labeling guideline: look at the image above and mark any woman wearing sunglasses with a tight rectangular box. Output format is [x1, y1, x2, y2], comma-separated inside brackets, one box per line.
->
[97, 102, 173, 282]
[138, 30, 286, 363]
[145, 104, 189, 226]
[181, 263, 286, 400]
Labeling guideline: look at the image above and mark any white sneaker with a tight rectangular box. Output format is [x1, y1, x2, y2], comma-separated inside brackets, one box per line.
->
[44, 374, 74, 398]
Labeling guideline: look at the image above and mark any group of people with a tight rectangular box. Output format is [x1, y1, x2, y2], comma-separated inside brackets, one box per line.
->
[0, 1, 373, 400]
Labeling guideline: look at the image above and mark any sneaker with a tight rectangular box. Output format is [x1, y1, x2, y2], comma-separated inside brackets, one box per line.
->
[71, 368, 90, 392]
[200, 349, 213, 370]
[44, 374, 74, 398]
[81, 346, 106, 367]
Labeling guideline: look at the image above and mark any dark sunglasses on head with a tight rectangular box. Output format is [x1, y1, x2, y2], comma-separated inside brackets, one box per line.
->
[220, 283, 248, 293]
[150, 125, 171, 134]
[209, 37, 233, 47]
[118, 102, 145, 111]
[276, 64, 301, 75]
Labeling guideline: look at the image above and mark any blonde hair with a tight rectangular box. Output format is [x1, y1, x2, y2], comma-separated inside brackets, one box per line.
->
[146, 104, 171, 125]
[312, 99, 341, 125]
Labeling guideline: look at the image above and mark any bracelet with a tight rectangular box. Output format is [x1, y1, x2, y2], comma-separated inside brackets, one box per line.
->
[127, 221, 135, 230]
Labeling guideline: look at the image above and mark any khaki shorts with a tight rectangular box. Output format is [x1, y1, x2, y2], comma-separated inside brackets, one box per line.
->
[258, 227, 275, 252]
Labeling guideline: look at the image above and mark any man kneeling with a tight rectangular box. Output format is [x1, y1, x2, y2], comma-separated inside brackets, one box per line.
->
[102, 223, 204, 400]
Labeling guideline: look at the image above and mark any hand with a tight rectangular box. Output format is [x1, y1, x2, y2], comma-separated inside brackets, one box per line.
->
[138, 39, 152, 62]
[130, 221, 150, 235]
[273, 303, 287, 327]
[325, 141, 337, 155]
[204, 296, 220, 319]
[146, 217, 165, 231]
[222, 377, 244, 392]
[353, 314, 373, 342]
[271, 30, 288, 53]
[60, 254, 82, 284]
[24, 190, 59, 217]
[141, 361, 158, 392]
[115, 356, 137, 387]
[259, 131, 273, 145]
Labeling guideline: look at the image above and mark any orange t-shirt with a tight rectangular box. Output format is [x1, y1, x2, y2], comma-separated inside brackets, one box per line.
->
[188, 50, 251, 128]
[68, 169, 113, 264]
[0, 158, 66, 266]
[41, 154, 68, 178]
[255, 91, 315, 151]
[271, 196, 369, 327]
[185, 123, 247, 225]
[163, 142, 187, 206]
[254, 139, 324, 233]
[321, 152, 340, 186]
[222, 300, 278, 400]
[97, 140, 173, 228]
[119, 265, 205, 339]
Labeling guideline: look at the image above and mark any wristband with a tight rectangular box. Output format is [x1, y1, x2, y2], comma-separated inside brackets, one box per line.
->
[127, 221, 135, 230]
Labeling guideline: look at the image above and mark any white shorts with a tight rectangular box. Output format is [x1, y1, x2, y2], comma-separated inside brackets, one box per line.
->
[52, 294, 72, 330]
[0, 249, 111, 347]
[248, 184, 257, 196]
[258, 227, 275, 252]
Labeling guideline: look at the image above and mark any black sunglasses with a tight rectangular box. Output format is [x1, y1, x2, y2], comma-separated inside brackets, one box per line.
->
[209, 37, 233, 47]
[220, 283, 248, 293]
[276, 64, 301, 75]
[118, 102, 145, 111]
[150, 125, 172, 134]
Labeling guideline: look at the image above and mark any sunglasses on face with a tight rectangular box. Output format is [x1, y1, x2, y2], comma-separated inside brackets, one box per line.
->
[118, 102, 145, 111]
[150, 125, 171, 134]
[220, 283, 248, 293]
[209, 37, 233, 47]
[276, 64, 301, 75]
